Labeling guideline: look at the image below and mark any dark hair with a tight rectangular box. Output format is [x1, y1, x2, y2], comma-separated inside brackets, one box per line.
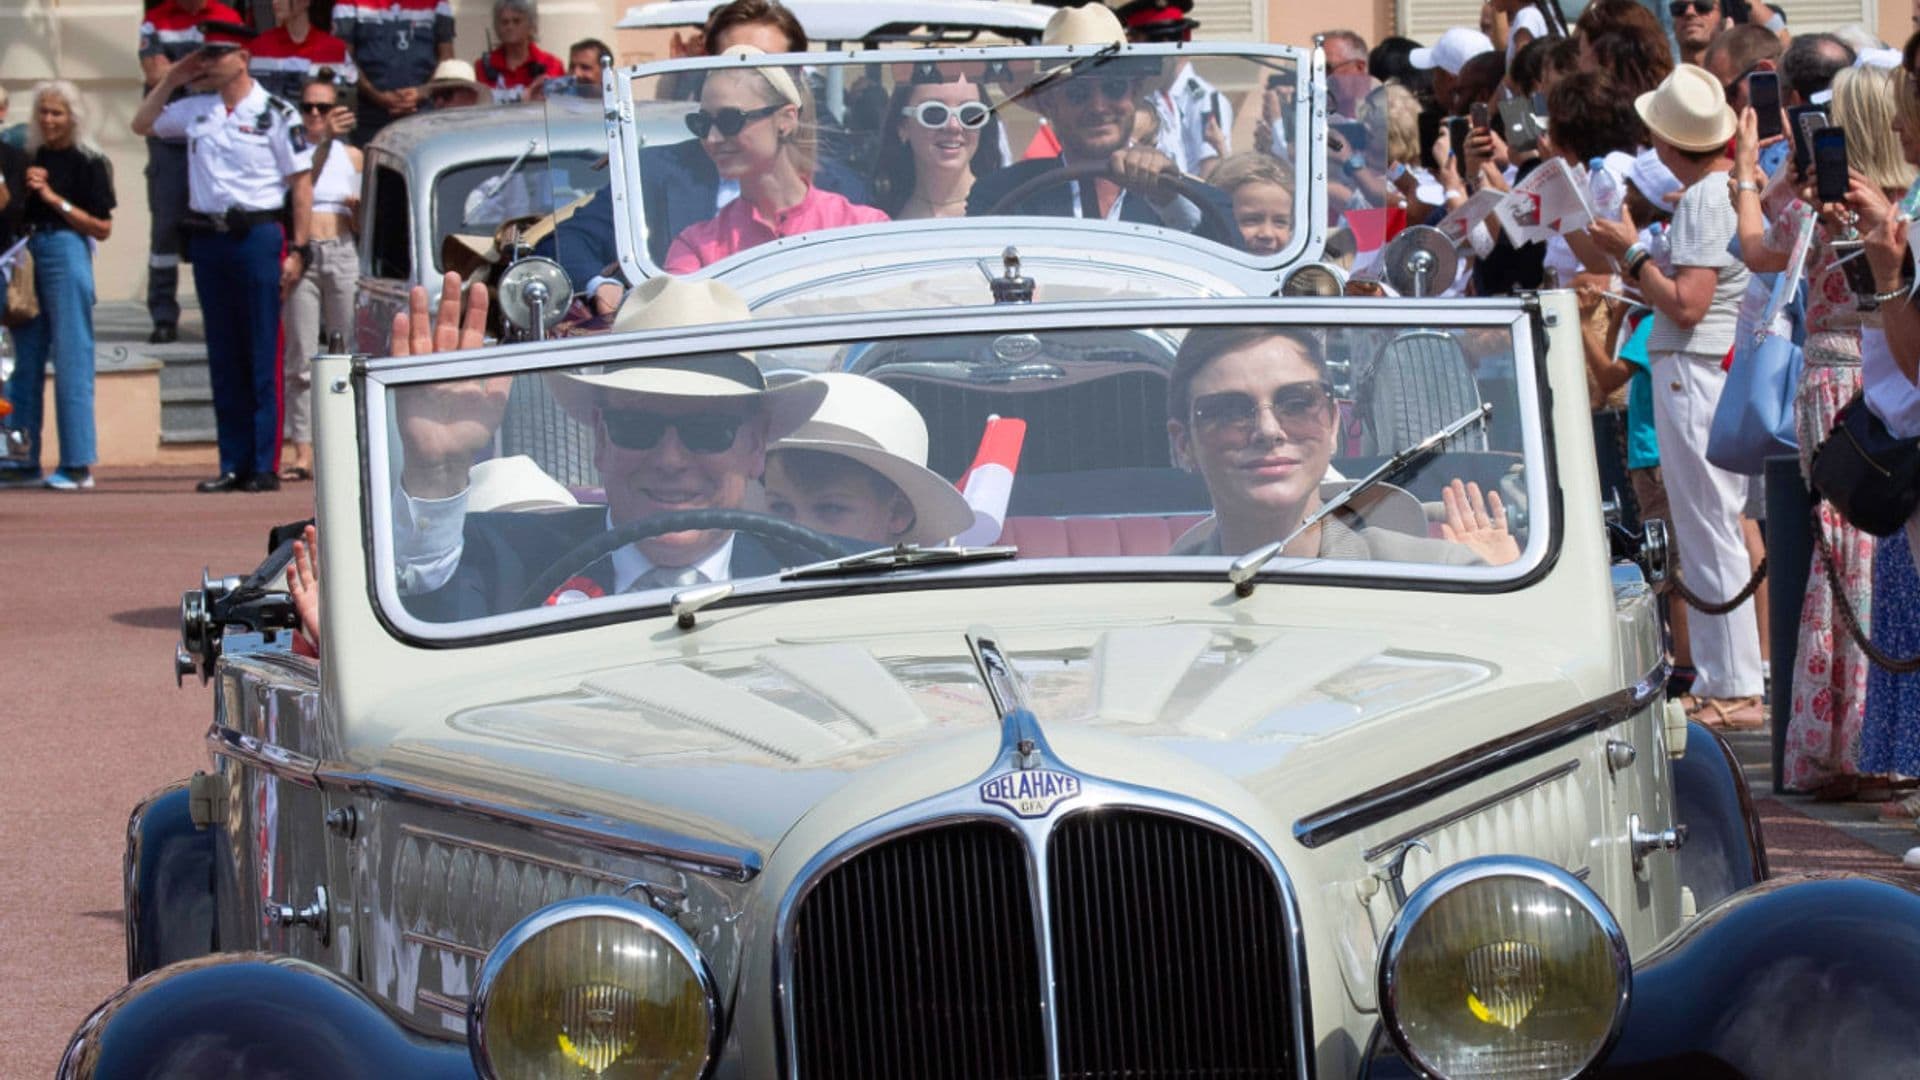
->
[1540, 36, 1581, 87]
[703, 0, 807, 53]
[868, 80, 1004, 217]
[1452, 50, 1507, 111]
[1509, 35, 1554, 96]
[1573, 0, 1674, 100]
[304, 69, 341, 96]
[1547, 72, 1643, 161]
[767, 448, 905, 506]
[1370, 36, 1428, 94]
[569, 37, 613, 63]
[1703, 24, 1784, 78]
[1780, 33, 1854, 101]
[1905, 28, 1920, 81]
[1169, 327, 1327, 422]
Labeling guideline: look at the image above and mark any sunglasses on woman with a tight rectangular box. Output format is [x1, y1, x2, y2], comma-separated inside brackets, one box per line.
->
[298, 101, 336, 115]
[904, 100, 991, 130]
[1667, 0, 1715, 15]
[1060, 76, 1134, 107]
[600, 409, 746, 453]
[684, 103, 783, 139]
[1190, 381, 1334, 445]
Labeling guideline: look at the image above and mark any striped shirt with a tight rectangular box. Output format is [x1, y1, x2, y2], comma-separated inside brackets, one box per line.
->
[1648, 173, 1750, 357]
[249, 25, 358, 101]
[332, 0, 454, 91]
[476, 44, 562, 103]
[139, 0, 245, 67]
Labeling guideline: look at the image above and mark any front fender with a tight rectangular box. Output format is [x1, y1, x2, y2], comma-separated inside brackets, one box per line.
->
[1364, 875, 1920, 1079]
[124, 782, 216, 980]
[60, 954, 474, 1079]
[1671, 720, 1768, 908]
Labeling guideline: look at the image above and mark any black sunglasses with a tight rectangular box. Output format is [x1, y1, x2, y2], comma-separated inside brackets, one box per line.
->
[600, 409, 746, 454]
[685, 103, 783, 139]
[1190, 382, 1334, 442]
[298, 101, 335, 115]
[1060, 75, 1134, 107]
[1668, 0, 1715, 15]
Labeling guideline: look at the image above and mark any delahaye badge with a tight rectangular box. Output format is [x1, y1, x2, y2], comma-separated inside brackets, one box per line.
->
[979, 768, 1081, 818]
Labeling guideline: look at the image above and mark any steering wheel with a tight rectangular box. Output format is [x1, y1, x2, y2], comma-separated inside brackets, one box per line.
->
[985, 160, 1239, 244]
[515, 509, 847, 610]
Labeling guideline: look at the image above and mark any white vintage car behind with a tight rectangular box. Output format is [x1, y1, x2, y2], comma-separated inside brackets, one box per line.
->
[64, 42, 1920, 1080]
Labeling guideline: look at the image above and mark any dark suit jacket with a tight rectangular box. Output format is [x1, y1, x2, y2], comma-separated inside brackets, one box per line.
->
[538, 141, 876, 289]
[966, 155, 1241, 248]
[408, 506, 805, 622]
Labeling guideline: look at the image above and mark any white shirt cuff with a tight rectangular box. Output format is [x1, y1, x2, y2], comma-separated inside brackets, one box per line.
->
[393, 483, 471, 595]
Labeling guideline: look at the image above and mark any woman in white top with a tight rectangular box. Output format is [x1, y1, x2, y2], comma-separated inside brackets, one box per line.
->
[280, 71, 361, 480]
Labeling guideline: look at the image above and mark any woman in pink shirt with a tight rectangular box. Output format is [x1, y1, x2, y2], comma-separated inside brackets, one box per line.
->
[664, 45, 888, 273]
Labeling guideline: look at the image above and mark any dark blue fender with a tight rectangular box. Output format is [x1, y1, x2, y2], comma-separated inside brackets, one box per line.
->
[1671, 721, 1769, 908]
[124, 782, 217, 979]
[1364, 875, 1920, 1079]
[60, 954, 476, 1079]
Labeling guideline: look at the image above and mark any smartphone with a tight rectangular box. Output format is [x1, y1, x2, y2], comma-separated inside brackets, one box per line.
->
[1208, 92, 1223, 129]
[1530, 91, 1548, 117]
[1791, 107, 1828, 178]
[1471, 102, 1491, 131]
[1498, 96, 1541, 154]
[1418, 108, 1442, 170]
[1830, 239, 1880, 298]
[1813, 126, 1850, 203]
[1331, 119, 1369, 153]
[1446, 115, 1471, 161]
[1748, 71, 1783, 141]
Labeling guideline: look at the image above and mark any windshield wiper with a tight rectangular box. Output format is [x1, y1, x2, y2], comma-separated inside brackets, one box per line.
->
[1227, 402, 1493, 597]
[782, 544, 1019, 582]
[1000, 41, 1122, 113]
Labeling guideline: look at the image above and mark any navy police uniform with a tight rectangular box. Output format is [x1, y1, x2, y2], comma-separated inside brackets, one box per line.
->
[152, 64, 312, 483]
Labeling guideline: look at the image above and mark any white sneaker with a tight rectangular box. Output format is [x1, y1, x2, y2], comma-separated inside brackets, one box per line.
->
[44, 469, 94, 492]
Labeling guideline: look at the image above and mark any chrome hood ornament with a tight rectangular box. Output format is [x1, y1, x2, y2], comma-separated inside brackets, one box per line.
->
[967, 626, 1083, 817]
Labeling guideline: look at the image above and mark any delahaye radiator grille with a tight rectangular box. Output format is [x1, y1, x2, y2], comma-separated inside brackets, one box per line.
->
[787, 811, 1297, 1078]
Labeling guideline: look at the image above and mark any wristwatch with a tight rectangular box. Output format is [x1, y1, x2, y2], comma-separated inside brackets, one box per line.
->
[1735, 180, 1761, 195]
[59, 199, 73, 215]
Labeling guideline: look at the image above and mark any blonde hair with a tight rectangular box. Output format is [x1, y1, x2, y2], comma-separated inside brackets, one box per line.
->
[1895, 68, 1920, 170]
[1358, 83, 1421, 166]
[1209, 151, 1294, 198]
[26, 80, 99, 155]
[1832, 65, 1917, 192]
[707, 65, 816, 178]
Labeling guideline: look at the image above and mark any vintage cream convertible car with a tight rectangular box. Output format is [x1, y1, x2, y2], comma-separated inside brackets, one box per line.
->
[64, 43, 1920, 1080]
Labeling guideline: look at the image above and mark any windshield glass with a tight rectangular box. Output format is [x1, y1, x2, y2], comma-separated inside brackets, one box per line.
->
[592, 44, 1311, 278]
[370, 304, 1547, 639]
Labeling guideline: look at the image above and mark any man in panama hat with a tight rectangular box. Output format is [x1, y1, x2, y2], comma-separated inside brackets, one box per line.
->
[965, 4, 1236, 245]
[390, 273, 836, 619]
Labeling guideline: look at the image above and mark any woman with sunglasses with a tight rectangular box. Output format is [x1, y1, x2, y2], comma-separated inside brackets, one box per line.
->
[664, 46, 888, 273]
[278, 72, 361, 482]
[1165, 326, 1517, 565]
[869, 77, 1002, 221]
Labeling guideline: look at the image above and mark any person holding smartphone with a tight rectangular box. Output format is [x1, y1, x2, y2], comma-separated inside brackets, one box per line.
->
[1733, 65, 1918, 794]
[1587, 64, 1764, 729]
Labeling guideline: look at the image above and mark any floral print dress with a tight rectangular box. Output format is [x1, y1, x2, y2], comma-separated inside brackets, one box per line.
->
[1766, 201, 1876, 791]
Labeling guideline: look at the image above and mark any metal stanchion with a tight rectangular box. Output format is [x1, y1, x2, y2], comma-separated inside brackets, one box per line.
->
[1764, 453, 1812, 794]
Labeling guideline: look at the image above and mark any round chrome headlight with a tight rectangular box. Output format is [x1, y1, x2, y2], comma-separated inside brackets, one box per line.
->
[1277, 262, 1346, 297]
[1377, 857, 1629, 1080]
[470, 898, 719, 1080]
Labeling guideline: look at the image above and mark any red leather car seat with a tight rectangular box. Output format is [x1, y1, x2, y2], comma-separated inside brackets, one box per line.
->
[996, 514, 1210, 557]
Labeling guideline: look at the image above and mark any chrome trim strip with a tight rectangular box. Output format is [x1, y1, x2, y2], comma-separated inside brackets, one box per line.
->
[1295, 660, 1667, 849]
[397, 824, 634, 887]
[1360, 759, 1582, 862]
[771, 628, 1315, 1079]
[416, 988, 471, 1017]
[404, 929, 490, 962]
[207, 724, 321, 787]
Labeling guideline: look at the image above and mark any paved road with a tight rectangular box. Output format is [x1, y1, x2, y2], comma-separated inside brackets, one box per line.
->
[3, 466, 1915, 1075]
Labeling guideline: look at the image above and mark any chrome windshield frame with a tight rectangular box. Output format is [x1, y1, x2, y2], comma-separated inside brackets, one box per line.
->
[600, 41, 1325, 289]
[361, 296, 1553, 646]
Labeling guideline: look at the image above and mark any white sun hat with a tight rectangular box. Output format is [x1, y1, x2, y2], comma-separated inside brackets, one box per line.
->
[425, 59, 494, 103]
[466, 455, 580, 513]
[1043, 3, 1128, 47]
[772, 373, 976, 545]
[548, 276, 826, 440]
[1635, 64, 1737, 152]
[1409, 28, 1494, 76]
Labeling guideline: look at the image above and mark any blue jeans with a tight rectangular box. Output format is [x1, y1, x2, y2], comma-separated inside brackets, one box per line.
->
[189, 222, 284, 476]
[7, 228, 98, 471]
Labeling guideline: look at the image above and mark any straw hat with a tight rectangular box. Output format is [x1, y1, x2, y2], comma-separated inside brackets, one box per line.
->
[1042, 3, 1128, 48]
[716, 43, 804, 110]
[548, 276, 826, 440]
[425, 59, 494, 103]
[1635, 64, 1736, 153]
[772, 373, 976, 545]
[467, 455, 580, 513]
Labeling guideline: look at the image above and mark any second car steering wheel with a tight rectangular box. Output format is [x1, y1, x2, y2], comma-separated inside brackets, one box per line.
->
[984, 160, 1239, 244]
[515, 509, 847, 610]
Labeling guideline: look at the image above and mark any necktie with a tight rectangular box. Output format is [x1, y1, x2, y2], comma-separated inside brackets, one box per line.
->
[634, 565, 705, 592]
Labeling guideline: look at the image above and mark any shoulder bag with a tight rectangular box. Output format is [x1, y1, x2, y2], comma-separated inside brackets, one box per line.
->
[3, 240, 35, 329]
[1809, 392, 1920, 537]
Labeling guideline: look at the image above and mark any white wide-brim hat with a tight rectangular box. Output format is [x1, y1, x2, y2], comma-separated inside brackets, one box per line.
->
[548, 276, 825, 440]
[425, 59, 494, 103]
[1635, 64, 1737, 152]
[772, 372, 976, 545]
[467, 454, 580, 513]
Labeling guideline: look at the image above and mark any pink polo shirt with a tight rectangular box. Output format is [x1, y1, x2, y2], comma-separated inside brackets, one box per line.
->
[664, 186, 889, 273]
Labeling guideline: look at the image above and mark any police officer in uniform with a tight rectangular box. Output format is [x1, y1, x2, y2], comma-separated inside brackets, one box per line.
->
[133, 21, 314, 493]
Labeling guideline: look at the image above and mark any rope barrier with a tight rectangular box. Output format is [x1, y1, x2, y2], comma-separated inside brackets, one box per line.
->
[1663, 558, 1768, 616]
[1812, 507, 1920, 674]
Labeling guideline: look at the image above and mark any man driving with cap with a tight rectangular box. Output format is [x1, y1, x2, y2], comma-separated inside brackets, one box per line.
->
[965, 3, 1234, 245]
[390, 273, 830, 620]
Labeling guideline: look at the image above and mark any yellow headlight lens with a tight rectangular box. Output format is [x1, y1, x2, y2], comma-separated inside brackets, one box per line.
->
[472, 899, 716, 1080]
[1379, 858, 1629, 1080]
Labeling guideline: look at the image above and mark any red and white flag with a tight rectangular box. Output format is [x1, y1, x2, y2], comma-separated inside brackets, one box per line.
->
[956, 415, 1026, 545]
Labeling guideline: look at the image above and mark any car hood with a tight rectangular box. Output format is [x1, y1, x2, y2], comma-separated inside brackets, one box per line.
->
[366, 619, 1593, 861]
